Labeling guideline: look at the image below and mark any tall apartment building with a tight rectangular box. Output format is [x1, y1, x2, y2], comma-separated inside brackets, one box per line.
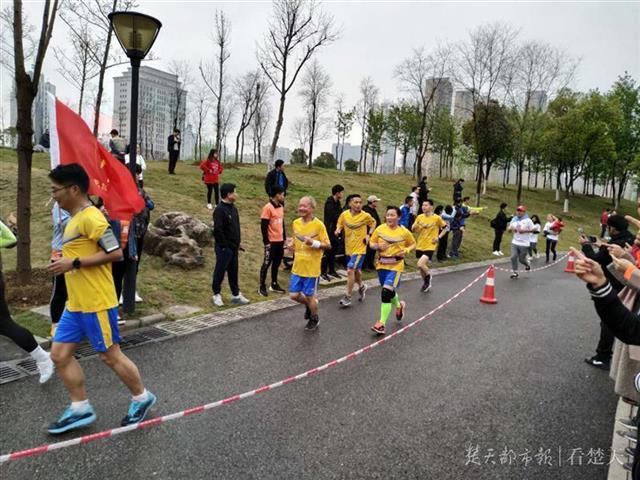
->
[9, 75, 56, 145]
[453, 89, 474, 123]
[426, 77, 453, 113]
[528, 90, 548, 112]
[113, 66, 187, 160]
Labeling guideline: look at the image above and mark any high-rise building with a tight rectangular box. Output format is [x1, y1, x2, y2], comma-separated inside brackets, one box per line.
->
[426, 77, 453, 113]
[453, 89, 474, 123]
[9, 75, 56, 146]
[528, 90, 548, 112]
[113, 66, 187, 160]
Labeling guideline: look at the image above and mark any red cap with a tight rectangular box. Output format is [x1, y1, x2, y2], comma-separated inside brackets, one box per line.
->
[516, 205, 526, 212]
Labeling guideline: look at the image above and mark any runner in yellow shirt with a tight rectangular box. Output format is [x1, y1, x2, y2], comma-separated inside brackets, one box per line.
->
[412, 199, 447, 293]
[335, 194, 376, 307]
[369, 206, 416, 335]
[288, 196, 331, 331]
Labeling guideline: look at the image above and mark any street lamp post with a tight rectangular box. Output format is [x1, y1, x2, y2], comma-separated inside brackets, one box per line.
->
[108, 11, 162, 315]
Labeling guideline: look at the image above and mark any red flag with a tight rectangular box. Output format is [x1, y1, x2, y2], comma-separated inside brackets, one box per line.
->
[48, 94, 144, 221]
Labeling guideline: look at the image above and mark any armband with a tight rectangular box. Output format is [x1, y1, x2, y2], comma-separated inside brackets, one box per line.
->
[624, 265, 637, 281]
[311, 240, 321, 249]
[98, 227, 120, 253]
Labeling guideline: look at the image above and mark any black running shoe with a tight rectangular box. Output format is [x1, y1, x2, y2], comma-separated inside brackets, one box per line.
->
[258, 285, 268, 297]
[525, 264, 531, 271]
[421, 276, 431, 293]
[305, 315, 319, 331]
[270, 283, 286, 294]
[321, 274, 331, 282]
[329, 271, 342, 279]
[585, 355, 610, 370]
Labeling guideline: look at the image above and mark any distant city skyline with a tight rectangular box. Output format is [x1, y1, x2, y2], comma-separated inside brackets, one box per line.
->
[5, 1, 638, 155]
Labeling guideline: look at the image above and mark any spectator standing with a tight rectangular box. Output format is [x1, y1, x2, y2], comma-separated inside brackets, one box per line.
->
[50, 202, 71, 336]
[131, 187, 154, 302]
[199, 149, 224, 210]
[582, 214, 635, 369]
[124, 144, 146, 187]
[167, 128, 181, 174]
[453, 178, 464, 202]
[265, 159, 289, 197]
[543, 214, 563, 262]
[212, 184, 250, 307]
[258, 186, 286, 297]
[490, 202, 509, 256]
[418, 176, 429, 205]
[507, 205, 534, 279]
[409, 186, 420, 220]
[600, 208, 611, 238]
[108, 129, 126, 163]
[438, 205, 455, 261]
[399, 196, 413, 229]
[321, 184, 344, 280]
[529, 215, 542, 259]
[449, 198, 470, 258]
[363, 195, 381, 270]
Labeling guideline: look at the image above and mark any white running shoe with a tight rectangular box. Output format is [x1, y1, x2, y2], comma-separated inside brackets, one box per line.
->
[498, 251, 504, 256]
[135, 291, 143, 303]
[492, 251, 500, 256]
[207, 203, 213, 210]
[231, 294, 250, 305]
[37, 355, 55, 384]
[212, 294, 224, 307]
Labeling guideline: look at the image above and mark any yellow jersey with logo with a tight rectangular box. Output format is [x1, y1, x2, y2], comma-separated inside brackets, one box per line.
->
[414, 213, 447, 251]
[370, 224, 415, 272]
[337, 210, 376, 255]
[292, 217, 329, 277]
[62, 206, 119, 312]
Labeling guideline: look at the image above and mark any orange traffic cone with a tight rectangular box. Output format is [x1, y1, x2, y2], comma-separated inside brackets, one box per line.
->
[564, 252, 576, 273]
[480, 265, 498, 304]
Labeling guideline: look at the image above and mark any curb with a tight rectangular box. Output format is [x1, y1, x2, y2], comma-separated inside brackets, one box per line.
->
[608, 397, 635, 480]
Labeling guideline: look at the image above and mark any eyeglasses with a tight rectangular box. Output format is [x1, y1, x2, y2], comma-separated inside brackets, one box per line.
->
[51, 185, 71, 194]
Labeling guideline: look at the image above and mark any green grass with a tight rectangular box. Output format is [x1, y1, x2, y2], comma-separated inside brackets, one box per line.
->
[1, 147, 635, 332]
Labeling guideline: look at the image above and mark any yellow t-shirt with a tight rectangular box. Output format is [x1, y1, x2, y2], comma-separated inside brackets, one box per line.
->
[337, 210, 376, 255]
[414, 213, 447, 251]
[62, 206, 119, 312]
[370, 224, 416, 272]
[292, 217, 329, 278]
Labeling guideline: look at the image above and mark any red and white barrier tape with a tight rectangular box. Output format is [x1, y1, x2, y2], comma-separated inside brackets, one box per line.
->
[493, 252, 569, 273]
[0, 268, 489, 464]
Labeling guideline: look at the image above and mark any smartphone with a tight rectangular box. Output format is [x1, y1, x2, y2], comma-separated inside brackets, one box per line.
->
[588, 235, 597, 243]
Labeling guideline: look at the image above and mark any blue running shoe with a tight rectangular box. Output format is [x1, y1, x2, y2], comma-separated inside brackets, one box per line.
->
[121, 392, 157, 426]
[48, 405, 96, 435]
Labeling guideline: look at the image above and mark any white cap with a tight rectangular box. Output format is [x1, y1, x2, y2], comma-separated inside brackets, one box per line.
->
[367, 195, 381, 203]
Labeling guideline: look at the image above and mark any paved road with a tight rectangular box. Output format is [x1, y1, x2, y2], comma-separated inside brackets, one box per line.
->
[0, 261, 617, 479]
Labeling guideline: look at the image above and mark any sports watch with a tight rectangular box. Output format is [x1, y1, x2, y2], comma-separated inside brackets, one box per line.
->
[72, 258, 82, 269]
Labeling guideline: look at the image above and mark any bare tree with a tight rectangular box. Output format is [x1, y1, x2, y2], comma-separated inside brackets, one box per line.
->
[199, 10, 231, 151]
[291, 116, 311, 152]
[454, 22, 519, 205]
[299, 59, 332, 168]
[356, 77, 378, 172]
[395, 45, 453, 180]
[168, 60, 190, 132]
[11, 0, 60, 282]
[53, 22, 100, 115]
[252, 97, 271, 163]
[334, 96, 355, 170]
[233, 71, 260, 162]
[257, 0, 339, 169]
[191, 82, 212, 162]
[505, 41, 577, 204]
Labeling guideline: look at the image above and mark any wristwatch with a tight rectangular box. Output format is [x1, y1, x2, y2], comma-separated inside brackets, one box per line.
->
[72, 257, 82, 269]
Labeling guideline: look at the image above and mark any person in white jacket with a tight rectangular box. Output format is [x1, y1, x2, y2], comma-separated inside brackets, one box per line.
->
[508, 205, 535, 279]
[528, 214, 542, 260]
[124, 144, 147, 187]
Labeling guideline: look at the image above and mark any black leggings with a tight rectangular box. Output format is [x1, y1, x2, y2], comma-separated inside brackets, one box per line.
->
[206, 183, 220, 205]
[50, 273, 67, 324]
[437, 231, 449, 261]
[259, 242, 284, 287]
[0, 271, 38, 352]
[545, 238, 557, 261]
[492, 229, 504, 252]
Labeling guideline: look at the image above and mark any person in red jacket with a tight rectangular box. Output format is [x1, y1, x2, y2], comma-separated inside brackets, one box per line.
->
[199, 149, 224, 210]
[600, 208, 611, 238]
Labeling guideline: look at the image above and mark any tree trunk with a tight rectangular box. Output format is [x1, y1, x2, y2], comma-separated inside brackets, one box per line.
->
[240, 129, 245, 163]
[269, 91, 287, 169]
[475, 154, 483, 207]
[308, 103, 317, 169]
[516, 160, 525, 205]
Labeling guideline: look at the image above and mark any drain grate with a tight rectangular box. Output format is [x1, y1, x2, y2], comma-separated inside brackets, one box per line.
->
[16, 358, 38, 374]
[0, 364, 25, 384]
[74, 343, 98, 359]
[137, 327, 173, 341]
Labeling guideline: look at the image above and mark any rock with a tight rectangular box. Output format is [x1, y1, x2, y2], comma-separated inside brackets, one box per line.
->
[144, 212, 210, 269]
[164, 305, 202, 317]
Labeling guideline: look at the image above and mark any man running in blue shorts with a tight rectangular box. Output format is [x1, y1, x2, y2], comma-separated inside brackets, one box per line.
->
[47, 164, 156, 434]
[288, 196, 331, 331]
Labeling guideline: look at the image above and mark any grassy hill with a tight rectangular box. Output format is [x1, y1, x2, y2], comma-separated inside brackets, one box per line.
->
[0, 148, 634, 336]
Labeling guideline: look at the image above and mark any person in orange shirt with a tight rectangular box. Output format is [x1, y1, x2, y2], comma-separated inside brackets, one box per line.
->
[259, 186, 286, 297]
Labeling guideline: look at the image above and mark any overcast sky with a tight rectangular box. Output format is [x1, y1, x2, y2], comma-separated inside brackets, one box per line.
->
[12, 0, 640, 154]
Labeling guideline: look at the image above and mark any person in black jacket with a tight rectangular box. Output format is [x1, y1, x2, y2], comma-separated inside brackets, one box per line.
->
[418, 177, 429, 206]
[581, 214, 636, 369]
[453, 178, 464, 202]
[491, 202, 509, 256]
[321, 184, 344, 280]
[573, 249, 640, 480]
[363, 195, 381, 270]
[167, 128, 181, 174]
[212, 183, 250, 307]
[264, 159, 289, 197]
